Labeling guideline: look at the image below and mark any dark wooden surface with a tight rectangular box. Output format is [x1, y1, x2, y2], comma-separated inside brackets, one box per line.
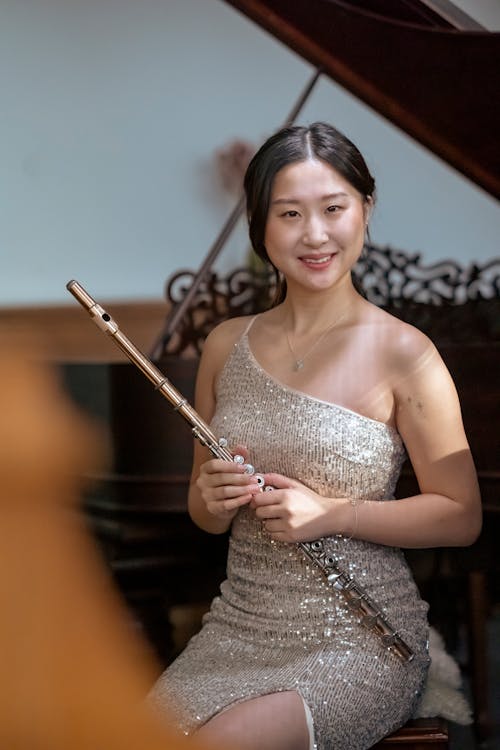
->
[373, 718, 449, 748]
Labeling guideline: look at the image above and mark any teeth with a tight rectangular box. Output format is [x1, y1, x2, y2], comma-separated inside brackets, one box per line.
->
[303, 255, 331, 264]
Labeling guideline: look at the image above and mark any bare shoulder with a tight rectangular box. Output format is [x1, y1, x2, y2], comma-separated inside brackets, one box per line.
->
[198, 315, 255, 381]
[193, 315, 255, 418]
[363, 303, 439, 379]
[357, 301, 456, 417]
[204, 315, 255, 359]
[365, 306, 463, 439]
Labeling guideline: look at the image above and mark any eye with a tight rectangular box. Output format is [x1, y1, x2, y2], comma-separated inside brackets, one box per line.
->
[326, 205, 341, 214]
[281, 210, 300, 218]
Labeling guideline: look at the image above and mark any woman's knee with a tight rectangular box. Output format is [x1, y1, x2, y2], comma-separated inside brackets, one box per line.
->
[195, 691, 311, 750]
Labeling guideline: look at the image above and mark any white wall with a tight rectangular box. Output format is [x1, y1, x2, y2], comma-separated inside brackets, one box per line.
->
[1, 0, 499, 306]
[452, 0, 500, 30]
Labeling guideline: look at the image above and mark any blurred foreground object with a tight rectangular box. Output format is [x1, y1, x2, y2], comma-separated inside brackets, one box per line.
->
[0, 346, 213, 750]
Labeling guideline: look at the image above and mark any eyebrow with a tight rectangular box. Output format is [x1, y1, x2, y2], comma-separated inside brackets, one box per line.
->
[271, 192, 350, 205]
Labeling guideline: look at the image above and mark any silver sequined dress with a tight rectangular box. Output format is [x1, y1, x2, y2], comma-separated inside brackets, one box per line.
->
[151, 327, 430, 750]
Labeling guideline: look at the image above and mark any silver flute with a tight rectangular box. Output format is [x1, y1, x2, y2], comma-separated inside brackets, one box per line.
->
[66, 280, 414, 663]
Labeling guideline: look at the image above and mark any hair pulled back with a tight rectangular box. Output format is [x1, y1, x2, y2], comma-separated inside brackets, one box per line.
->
[243, 122, 376, 302]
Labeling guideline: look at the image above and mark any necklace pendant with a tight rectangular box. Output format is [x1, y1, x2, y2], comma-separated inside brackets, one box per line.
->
[294, 359, 304, 371]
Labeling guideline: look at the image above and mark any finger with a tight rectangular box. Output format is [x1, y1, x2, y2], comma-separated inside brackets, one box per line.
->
[231, 445, 258, 477]
[268, 529, 291, 543]
[207, 482, 262, 502]
[251, 490, 282, 508]
[262, 472, 297, 490]
[203, 458, 247, 476]
[255, 505, 281, 521]
[200, 471, 262, 490]
[231, 444, 250, 463]
[261, 518, 294, 542]
[261, 518, 283, 535]
[208, 493, 253, 515]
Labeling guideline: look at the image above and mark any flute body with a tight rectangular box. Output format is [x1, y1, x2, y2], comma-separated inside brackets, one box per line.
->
[66, 280, 414, 663]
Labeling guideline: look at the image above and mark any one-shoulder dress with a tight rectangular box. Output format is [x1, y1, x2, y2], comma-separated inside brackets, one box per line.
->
[151, 324, 431, 750]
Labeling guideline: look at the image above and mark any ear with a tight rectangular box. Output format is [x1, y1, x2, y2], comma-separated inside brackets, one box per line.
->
[363, 196, 374, 227]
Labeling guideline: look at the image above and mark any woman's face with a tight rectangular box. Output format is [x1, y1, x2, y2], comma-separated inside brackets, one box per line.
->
[264, 158, 370, 295]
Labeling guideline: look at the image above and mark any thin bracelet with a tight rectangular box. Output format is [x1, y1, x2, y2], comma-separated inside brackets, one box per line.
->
[344, 498, 360, 542]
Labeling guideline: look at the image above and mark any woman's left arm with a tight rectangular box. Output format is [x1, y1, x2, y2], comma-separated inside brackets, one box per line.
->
[333, 338, 482, 548]
[365, 339, 482, 548]
[256, 337, 482, 549]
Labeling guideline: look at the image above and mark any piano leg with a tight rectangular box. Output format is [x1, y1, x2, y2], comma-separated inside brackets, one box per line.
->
[467, 570, 491, 742]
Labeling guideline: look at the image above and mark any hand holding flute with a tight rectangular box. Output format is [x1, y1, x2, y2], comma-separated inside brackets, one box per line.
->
[196, 444, 262, 521]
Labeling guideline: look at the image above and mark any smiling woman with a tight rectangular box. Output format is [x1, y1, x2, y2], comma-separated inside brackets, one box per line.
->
[149, 122, 481, 750]
[245, 123, 376, 308]
[264, 159, 370, 300]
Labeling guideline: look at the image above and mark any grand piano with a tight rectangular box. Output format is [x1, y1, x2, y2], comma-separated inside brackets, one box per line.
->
[62, 1, 499, 741]
[223, 0, 500, 198]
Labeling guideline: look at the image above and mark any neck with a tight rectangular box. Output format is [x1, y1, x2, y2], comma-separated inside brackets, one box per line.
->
[279, 283, 360, 336]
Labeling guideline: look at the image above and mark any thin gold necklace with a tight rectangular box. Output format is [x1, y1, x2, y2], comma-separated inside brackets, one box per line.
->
[284, 310, 349, 371]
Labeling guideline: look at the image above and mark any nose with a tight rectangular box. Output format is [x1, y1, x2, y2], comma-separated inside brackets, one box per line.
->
[303, 215, 328, 248]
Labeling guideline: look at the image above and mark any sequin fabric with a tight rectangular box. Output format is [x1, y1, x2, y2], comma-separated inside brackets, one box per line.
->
[151, 330, 431, 750]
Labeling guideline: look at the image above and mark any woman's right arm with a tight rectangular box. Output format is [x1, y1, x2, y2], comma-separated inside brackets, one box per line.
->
[187, 319, 261, 534]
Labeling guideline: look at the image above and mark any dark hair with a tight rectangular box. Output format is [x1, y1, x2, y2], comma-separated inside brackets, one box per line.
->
[243, 122, 376, 303]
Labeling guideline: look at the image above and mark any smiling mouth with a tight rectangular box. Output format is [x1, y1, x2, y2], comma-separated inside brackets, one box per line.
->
[299, 254, 335, 265]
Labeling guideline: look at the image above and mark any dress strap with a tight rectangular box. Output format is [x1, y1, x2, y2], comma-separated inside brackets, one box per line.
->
[240, 314, 258, 339]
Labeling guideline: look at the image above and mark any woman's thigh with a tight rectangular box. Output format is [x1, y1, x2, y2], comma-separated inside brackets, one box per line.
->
[194, 690, 312, 750]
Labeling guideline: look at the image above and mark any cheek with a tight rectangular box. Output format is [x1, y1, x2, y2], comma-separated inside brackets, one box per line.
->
[263, 221, 283, 254]
[336, 213, 366, 244]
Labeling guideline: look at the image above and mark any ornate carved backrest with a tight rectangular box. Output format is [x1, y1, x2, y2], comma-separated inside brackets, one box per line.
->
[163, 246, 500, 355]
